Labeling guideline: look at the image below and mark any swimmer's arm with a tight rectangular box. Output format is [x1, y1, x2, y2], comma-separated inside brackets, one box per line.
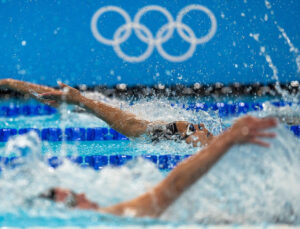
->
[0, 78, 57, 97]
[40, 83, 150, 137]
[99, 116, 277, 218]
[76, 94, 150, 137]
[99, 130, 235, 217]
[0, 79, 150, 137]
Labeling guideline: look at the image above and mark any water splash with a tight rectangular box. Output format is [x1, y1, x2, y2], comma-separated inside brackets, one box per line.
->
[277, 25, 300, 73]
[122, 98, 222, 135]
[0, 107, 300, 225]
[248, 0, 300, 102]
[162, 125, 300, 224]
[249, 34, 291, 101]
[263, 0, 300, 74]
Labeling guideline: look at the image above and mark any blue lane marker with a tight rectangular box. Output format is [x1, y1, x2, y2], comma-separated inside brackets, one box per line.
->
[41, 128, 63, 141]
[0, 105, 57, 117]
[143, 155, 157, 164]
[0, 129, 17, 142]
[0, 101, 296, 118]
[48, 156, 63, 168]
[290, 126, 300, 137]
[65, 128, 86, 141]
[0, 154, 189, 172]
[179, 101, 297, 116]
[158, 155, 170, 170]
[110, 155, 133, 166]
[0, 124, 300, 142]
[84, 155, 95, 167]
[19, 128, 41, 137]
[0, 127, 130, 142]
[93, 155, 109, 170]
[67, 155, 83, 164]
[86, 127, 106, 141]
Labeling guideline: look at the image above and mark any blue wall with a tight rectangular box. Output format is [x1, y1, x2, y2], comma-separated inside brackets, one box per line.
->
[0, 0, 299, 86]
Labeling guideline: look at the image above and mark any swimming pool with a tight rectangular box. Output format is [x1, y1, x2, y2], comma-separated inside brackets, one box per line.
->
[0, 96, 300, 228]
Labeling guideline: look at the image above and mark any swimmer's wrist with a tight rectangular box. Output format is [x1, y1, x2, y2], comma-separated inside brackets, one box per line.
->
[219, 128, 237, 147]
[76, 94, 88, 106]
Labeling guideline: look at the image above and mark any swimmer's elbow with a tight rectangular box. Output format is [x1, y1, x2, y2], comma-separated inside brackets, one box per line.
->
[112, 118, 149, 138]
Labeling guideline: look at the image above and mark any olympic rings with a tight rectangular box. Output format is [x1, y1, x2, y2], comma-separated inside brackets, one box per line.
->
[90, 4, 217, 63]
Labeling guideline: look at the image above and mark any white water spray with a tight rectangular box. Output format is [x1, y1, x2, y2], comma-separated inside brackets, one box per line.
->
[277, 25, 300, 73]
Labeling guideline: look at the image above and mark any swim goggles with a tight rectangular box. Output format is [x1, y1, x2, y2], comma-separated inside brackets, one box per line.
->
[176, 122, 210, 139]
[39, 188, 78, 208]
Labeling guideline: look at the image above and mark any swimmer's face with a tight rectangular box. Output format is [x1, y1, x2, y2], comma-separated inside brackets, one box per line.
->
[175, 121, 214, 147]
[53, 188, 99, 210]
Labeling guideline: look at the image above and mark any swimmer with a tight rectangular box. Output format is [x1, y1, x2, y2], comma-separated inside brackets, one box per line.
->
[39, 115, 277, 218]
[0, 79, 213, 146]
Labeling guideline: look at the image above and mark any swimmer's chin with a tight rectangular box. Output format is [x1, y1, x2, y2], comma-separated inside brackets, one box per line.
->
[186, 135, 215, 148]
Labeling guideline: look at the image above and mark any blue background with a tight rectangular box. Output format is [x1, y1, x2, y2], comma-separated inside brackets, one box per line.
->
[0, 0, 299, 86]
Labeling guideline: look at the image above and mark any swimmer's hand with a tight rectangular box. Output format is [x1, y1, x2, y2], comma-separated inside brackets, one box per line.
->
[228, 116, 277, 147]
[39, 82, 81, 106]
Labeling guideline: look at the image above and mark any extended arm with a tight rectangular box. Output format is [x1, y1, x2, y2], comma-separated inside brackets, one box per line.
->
[0, 78, 57, 97]
[75, 92, 150, 137]
[100, 116, 277, 218]
[0, 79, 149, 137]
[41, 82, 150, 137]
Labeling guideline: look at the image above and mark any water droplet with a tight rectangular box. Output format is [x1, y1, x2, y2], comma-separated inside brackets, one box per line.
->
[53, 27, 60, 35]
[18, 69, 26, 75]
[296, 56, 300, 72]
[21, 40, 26, 46]
[265, 0, 271, 9]
[249, 33, 260, 41]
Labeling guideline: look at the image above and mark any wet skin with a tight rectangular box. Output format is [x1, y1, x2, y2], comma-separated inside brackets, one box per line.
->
[174, 121, 214, 147]
[53, 188, 99, 210]
[0, 79, 214, 146]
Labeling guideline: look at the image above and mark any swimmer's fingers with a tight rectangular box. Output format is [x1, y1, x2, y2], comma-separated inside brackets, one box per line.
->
[44, 100, 61, 108]
[252, 132, 276, 138]
[248, 131, 276, 147]
[40, 83, 80, 105]
[39, 92, 66, 107]
[32, 93, 61, 108]
[40, 91, 65, 101]
[249, 138, 270, 147]
[255, 117, 277, 130]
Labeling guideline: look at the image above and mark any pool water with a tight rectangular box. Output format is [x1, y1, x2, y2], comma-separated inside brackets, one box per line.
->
[0, 96, 300, 227]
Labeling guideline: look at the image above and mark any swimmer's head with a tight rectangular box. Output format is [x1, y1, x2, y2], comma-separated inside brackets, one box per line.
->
[39, 188, 99, 210]
[173, 121, 214, 147]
